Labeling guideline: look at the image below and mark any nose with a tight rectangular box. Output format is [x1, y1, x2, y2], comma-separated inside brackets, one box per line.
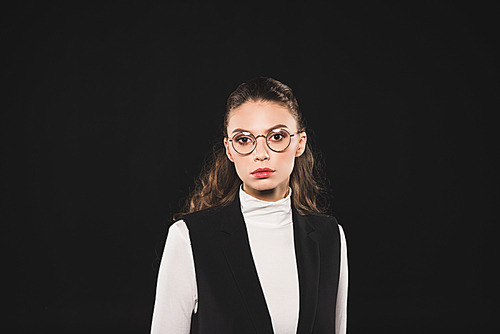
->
[253, 135, 270, 161]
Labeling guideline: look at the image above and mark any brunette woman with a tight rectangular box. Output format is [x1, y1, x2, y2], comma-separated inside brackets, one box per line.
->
[151, 77, 348, 334]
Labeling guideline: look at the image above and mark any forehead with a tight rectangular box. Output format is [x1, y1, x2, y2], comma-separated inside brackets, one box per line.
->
[227, 101, 297, 133]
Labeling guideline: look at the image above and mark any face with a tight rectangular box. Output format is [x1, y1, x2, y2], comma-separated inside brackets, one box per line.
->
[224, 101, 307, 202]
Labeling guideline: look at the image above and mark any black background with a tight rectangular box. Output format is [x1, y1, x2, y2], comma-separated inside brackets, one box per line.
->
[2, 1, 498, 333]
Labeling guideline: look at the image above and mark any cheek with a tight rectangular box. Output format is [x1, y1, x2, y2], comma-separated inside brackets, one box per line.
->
[231, 156, 251, 176]
[276, 151, 297, 172]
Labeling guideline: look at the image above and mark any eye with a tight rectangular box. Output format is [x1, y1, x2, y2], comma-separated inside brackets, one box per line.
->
[234, 133, 254, 146]
[271, 133, 283, 141]
[268, 129, 289, 142]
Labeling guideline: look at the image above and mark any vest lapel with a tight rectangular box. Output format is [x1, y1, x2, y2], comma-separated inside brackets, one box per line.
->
[293, 205, 321, 334]
[220, 192, 274, 334]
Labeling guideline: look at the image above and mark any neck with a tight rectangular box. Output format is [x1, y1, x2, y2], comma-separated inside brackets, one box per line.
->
[242, 184, 289, 202]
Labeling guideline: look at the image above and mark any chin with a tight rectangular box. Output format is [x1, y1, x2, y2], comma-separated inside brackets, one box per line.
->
[249, 184, 277, 193]
[247, 179, 283, 192]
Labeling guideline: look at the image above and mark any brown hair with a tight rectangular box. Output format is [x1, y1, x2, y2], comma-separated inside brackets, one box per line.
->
[176, 77, 328, 219]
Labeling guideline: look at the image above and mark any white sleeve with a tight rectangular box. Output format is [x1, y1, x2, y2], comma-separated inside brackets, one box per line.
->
[336, 224, 348, 334]
[151, 220, 198, 334]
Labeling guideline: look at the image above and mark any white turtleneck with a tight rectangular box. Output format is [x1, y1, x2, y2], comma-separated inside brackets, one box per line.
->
[151, 187, 348, 334]
[240, 188, 300, 333]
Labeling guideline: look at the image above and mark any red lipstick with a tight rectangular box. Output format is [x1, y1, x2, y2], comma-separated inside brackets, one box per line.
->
[251, 167, 275, 179]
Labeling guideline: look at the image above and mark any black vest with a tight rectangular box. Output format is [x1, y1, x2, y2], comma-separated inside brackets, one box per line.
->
[182, 192, 341, 334]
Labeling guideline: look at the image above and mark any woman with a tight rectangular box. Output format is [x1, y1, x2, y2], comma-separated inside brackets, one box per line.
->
[151, 77, 348, 334]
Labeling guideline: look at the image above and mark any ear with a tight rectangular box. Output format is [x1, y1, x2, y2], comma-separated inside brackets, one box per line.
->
[224, 138, 234, 162]
[295, 132, 307, 157]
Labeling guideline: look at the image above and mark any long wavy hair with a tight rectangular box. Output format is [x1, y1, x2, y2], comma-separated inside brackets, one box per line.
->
[176, 77, 328, 219]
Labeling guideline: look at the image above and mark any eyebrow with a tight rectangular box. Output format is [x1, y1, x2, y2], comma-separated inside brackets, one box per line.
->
[231, 124, 290, 135]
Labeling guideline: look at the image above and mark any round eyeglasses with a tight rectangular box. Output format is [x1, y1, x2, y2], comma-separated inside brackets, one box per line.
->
[227, 128, 301, 155]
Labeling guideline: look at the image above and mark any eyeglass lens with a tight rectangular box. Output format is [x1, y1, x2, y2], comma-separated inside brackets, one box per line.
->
[232, 129, 291, 154]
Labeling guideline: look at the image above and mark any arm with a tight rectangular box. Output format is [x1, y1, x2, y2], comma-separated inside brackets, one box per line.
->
[151, 220, 197, 334]
[336, 224, 348, 334]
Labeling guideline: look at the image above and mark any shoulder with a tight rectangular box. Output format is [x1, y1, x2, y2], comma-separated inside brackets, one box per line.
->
[177, 205, 233, 237]
[303, 212, 339, 229]
[301, 213, 346, 259]
[178, 205, 228, 224]
[167, 220, 190, 242]
[299, 212, 343, 244]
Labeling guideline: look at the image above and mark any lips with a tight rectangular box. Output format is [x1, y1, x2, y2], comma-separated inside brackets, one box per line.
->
[251, 168, 275, 179]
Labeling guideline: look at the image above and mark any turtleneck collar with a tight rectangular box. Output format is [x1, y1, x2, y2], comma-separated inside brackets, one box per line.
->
[239, 186, 292, 227]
